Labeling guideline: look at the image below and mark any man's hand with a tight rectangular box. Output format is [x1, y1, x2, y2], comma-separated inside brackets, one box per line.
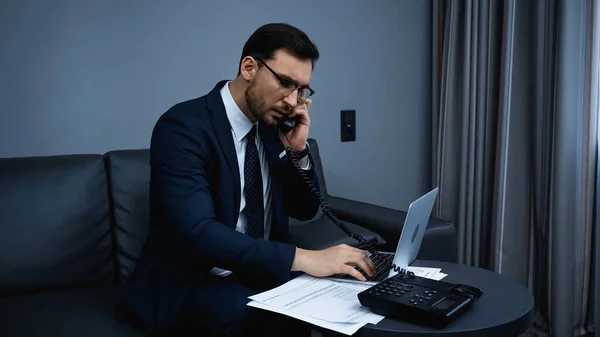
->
[279, 99, 311, 152]
[291, 244, 376, 282]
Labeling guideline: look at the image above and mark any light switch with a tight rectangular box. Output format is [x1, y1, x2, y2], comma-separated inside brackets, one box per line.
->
[341, 110, 355, 142]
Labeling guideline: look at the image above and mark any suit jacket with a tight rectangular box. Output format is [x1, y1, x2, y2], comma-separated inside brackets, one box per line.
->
[121, 80, 320, 332]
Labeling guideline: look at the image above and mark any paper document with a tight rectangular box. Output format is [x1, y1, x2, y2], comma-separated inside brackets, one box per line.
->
[406, 266, 447, 280]
[249, 274, 377, 323]
[247, 274, 384, 335]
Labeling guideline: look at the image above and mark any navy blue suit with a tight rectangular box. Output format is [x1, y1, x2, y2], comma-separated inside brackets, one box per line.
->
[122, 81, 320, 336]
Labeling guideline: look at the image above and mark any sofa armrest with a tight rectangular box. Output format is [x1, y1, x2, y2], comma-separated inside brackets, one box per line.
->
[286, 218, 386, 251]
[327, 195, 458, 262]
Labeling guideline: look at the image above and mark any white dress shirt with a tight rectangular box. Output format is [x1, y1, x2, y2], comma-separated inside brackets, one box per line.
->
[211, 82, 309, 277]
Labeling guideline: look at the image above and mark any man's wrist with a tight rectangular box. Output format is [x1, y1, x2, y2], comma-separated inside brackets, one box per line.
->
[294, 141, 310, 159]
[292, 247, 311, 272]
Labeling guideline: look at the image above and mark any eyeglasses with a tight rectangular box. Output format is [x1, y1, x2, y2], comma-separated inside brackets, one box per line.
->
[254, 57, 315, 102]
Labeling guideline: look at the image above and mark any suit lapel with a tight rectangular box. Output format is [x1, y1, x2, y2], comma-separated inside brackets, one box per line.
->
[259, 123, 284, 175]
[207, 81, 242, 218]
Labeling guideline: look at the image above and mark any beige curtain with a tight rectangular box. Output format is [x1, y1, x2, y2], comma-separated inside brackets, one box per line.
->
[431, 0, 600, 336]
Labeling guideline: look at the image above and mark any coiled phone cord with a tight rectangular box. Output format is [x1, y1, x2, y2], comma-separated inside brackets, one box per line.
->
[284, 145, 413, 277]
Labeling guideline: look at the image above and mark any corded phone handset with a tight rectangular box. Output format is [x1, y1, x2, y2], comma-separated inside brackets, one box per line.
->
[277, 116, 483, 328]
[279, 115, 297, 134]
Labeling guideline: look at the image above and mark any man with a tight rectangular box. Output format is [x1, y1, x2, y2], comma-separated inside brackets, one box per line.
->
[121, 23, 376, 336]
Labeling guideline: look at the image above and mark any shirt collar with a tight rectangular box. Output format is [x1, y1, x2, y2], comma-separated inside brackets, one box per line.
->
[220, 81, 257, 142]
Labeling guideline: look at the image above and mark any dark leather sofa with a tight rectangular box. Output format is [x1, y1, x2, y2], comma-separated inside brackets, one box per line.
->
[0, 138, 457, 337]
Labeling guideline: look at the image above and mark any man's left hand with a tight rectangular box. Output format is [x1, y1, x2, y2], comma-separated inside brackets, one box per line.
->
[279, 99, 311, 152]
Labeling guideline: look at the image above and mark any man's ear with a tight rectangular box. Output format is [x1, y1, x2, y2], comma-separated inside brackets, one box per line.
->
[240, 56, 258, 82]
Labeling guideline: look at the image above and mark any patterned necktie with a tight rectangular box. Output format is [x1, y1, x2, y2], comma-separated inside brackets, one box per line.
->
[244, 125, 264, 239]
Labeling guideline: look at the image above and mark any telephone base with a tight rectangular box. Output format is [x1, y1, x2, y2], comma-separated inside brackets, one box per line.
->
[357, 273, 482, 328]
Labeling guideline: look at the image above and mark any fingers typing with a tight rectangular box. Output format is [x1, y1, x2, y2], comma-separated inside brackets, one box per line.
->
[343, 265, 366, 282]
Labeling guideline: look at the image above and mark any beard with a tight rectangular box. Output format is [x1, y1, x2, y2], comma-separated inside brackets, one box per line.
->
[245, 80, 288, 125]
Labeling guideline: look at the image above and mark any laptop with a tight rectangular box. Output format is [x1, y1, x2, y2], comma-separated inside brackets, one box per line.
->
[329, 187, 439, 284]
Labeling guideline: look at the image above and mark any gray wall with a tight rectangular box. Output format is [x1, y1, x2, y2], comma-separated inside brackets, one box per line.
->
[0, 0, 432, 211]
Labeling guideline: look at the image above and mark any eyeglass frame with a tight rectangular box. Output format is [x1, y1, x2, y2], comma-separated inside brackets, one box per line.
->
[252, 56, 315, 102]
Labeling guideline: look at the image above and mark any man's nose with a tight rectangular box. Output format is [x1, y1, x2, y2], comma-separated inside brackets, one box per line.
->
[283, 90, 299, 108]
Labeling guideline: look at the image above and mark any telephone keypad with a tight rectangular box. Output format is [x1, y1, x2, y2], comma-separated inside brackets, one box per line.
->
[366, 278, 450, 310]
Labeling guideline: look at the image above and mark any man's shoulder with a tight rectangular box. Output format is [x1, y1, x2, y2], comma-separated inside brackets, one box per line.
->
[152, 93, 216, 137]
[150, 82, 228, 152]
[159, 95, 208, 124]
[148, 96, 213, 151]
[157, 81, 227, 125]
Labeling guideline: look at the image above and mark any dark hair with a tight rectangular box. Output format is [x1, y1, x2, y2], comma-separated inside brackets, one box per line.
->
[238, 23, 319, 74]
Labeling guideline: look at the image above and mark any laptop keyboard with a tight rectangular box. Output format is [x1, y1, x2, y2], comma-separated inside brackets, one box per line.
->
[337, 251, 394, 282]
[366, 252, 394, 281]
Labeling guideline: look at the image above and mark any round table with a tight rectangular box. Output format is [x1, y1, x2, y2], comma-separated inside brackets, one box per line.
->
[320, 260, 534, 337]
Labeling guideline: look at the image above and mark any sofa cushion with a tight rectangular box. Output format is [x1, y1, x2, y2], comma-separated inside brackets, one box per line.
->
[287, 217, 386, 250]
[0, 286, 145, 337]
[104, 150, 150, 284]
[0, 155, 113, 296]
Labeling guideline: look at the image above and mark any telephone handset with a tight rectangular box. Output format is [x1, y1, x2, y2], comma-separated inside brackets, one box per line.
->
[279, 115, 298, 134]
[277, 117, 411, 278]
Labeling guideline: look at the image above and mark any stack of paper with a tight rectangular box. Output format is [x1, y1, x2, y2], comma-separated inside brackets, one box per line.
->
[247, 274, 385, 335]
[406, 266, 447, 280]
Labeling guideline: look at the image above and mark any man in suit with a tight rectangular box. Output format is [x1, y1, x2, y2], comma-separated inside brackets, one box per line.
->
[122, 23, 376, 337]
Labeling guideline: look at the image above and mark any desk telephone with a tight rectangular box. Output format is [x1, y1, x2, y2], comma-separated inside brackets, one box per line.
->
[278, 116, 483, 328]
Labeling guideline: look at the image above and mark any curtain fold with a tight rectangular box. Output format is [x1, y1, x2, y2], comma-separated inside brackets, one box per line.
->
[594, 4, 600, 334]
[431, 0, 600, 336]
[583, 3, 600, 336]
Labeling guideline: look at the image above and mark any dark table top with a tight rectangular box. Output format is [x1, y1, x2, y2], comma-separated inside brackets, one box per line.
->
[352, 260, 535, 337]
